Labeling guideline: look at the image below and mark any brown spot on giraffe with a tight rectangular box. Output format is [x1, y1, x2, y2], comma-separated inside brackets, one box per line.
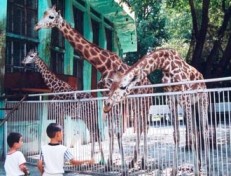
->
[90, 48, 97, 56]
[69, 30, 74, 36]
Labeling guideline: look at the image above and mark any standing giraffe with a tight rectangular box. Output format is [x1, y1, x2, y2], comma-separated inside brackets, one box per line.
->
[21, 50, 104, 162]
[34, 5, 153, 170]
[104, 48, 213, 175]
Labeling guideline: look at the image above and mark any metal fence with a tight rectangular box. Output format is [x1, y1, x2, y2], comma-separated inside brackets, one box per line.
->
[2, 77, 231, 175]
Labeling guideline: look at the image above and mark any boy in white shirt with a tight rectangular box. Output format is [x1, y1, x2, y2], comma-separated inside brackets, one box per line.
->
[4, 132, 30, 176]
[37, 123, 94, 176]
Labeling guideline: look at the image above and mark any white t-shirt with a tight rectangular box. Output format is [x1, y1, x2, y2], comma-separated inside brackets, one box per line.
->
[40, 144, 74, 175]
[4, 151, 26, 176]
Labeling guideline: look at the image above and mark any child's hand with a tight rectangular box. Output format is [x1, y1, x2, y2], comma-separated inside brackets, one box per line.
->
[20, 164, 30, 175]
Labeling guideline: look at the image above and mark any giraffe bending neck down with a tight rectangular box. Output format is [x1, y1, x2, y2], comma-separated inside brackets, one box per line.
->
[104, 48, 214, 175]
[22, 50, 104, 162]
[35, 5, 153, 171]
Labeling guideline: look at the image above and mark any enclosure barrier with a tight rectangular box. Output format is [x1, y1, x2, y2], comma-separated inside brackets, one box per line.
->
[2, 77, 231, 175]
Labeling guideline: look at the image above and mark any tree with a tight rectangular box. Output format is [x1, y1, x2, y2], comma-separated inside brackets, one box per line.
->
[121, 0, 168, 85]
[122, 0, 231, 87]
[168, 0, 231, 83]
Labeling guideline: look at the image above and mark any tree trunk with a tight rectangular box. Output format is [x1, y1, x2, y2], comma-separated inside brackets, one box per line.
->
[205, 5, 231, 79]
[190, 0, 210, 70]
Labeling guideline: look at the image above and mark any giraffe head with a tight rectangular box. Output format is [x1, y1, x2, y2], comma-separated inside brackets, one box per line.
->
[21, 50, 38, 65]
[34, 5, 63, 31]
[103, 67, 142, 113]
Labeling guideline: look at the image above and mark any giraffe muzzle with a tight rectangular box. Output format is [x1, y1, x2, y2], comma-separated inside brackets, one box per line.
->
[34, 24, 41, 31]
[103, 101, 112, 113]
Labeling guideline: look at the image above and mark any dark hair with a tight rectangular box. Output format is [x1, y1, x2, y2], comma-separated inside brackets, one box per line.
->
[7, 132, 22, 148]
[46, 123, 62, 138]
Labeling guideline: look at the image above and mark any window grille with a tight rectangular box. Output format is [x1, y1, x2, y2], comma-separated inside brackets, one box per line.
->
[6, 0, 38, 73]
[50, 0, 65, 74]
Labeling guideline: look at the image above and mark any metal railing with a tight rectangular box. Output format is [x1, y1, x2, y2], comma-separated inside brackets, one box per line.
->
[3, 77, 231, 175]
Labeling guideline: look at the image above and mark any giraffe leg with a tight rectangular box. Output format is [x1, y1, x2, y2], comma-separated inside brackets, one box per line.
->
[184, 114, 192, 151]
[169, 96, 179, 176]
[128, 114, 139, 169]
[105, 117, 114, 171]
[90, 132, 95, 160]
[142, 114, 148, 170]
[97, 129, 105, 165]
[190, 104, 201, 176]
[199, 98, 210, 175]
[172, 106, 179, 176]
[116, 132, 128, 174]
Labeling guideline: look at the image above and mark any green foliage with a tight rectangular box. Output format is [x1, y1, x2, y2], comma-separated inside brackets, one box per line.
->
[147, 69, 163, 92]
[121, 0, 231, 82]
[122, 0, 169, 64]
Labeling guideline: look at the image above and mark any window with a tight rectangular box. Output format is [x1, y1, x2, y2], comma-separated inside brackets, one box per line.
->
[91, 18, 99, 93]
[73, 6, 84, 90]
[105, 28, 113, 51]
[50, 50, 64, 74]
[6, 0, 38, 72]
[91, 19, 99, 45]
[73, 56, 83, 90]
[50, 0, 65, 74]
[73, 6, 84, 35]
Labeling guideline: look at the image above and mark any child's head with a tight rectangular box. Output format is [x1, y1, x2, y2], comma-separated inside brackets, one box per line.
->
[7, 132, 23, 149]
[46, 123, 63, 141]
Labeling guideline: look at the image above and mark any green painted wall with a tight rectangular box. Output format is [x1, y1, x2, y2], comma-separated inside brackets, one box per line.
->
[83, 4, 93, 90]
[64, 0, 74, 75]
[37, 0, 51, 65]
[0, 0, 7, 159]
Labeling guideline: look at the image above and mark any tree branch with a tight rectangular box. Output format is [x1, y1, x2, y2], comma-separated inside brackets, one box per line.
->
[189, 0, 198, 36]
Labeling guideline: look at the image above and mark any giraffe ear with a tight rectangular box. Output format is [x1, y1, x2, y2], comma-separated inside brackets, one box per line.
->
[52, 4, 56, 10]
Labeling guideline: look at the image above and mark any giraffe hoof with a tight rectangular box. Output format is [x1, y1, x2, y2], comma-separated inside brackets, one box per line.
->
[121, 170, 128, 176]
[128, 160, 134, 168]
[184, 144, 192, 151]
[141, 158, 146, 170]
[104, 164, 112, 171]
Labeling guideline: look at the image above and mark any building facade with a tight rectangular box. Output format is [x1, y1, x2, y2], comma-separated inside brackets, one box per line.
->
[0, 0, 137, 158]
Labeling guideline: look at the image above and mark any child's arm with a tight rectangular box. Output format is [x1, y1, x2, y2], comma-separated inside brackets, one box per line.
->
[19, 163, 30, 175]
[37, 160, 44, 175]
[64, 148, 94, 166]
[70, 159, 94, 166]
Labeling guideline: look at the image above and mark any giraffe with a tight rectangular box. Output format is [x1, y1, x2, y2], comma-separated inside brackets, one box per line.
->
[103, 48, 213, 175]
[34, 5, 153, 170]
[21, 50, 104, 162]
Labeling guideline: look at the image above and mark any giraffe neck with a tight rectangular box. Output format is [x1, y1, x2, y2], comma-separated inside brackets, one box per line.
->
[129, 49, 184, 76]
[58, 20, 127, 76]
[34, 57, 74, 92]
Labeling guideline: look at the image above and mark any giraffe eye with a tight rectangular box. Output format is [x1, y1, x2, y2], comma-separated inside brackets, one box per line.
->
[131, 76, 137, 82]
[120, 86, 126, 90]
[49, 16, 54, 19]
